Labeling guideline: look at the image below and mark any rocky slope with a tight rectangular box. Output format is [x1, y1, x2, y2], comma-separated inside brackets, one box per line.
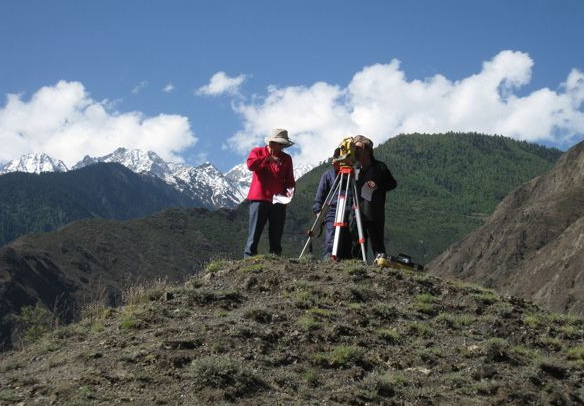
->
[429, 140, 584, 315]
[0, 257, 583, 405]
[0, 207, 248, 349]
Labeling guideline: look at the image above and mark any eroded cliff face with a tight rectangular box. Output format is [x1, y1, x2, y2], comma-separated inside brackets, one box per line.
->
[429, 141, 584, 314]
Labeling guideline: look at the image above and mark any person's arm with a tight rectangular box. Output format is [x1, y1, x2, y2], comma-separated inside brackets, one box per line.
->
[372, 161, 397, 192]
[284, 155, 296, 191]
[313, 172, 331, 213]
[247, 147, 269, 172]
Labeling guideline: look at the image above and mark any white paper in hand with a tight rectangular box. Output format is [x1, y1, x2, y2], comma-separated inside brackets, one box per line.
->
[273, 187, 295, 204]
[361, 183, 374, 202]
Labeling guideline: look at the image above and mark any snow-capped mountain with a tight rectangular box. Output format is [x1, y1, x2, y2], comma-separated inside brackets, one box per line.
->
[294, 163, 315, 182]
[1, 149, 315, 209]
[72, 148, 176, 184]
[0, 153, 68, 175]
[224, 163, 252, 201]
[168, 162, 246, 209]
[72, 148, 243, 209]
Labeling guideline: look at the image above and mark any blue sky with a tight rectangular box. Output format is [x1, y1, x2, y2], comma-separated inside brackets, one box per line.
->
[1, 0, 583, 172]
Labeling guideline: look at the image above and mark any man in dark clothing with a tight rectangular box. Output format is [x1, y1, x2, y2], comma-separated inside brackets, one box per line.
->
[312, 148, 353, 260]
[352, 135, 397, 259]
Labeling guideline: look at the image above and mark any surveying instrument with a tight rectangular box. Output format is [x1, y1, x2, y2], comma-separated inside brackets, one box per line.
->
[299, 138, 368, 263]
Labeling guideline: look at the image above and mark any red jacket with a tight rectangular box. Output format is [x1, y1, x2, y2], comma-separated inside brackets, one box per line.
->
[246, 146, 296, 202]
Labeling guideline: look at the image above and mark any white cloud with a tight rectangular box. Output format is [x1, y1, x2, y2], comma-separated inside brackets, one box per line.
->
[227, 50, 584, 166]
[0, 80, 197, 166]
[132, 80, 149, 94]
[197, 72, 247, 96]
[227, 82, 354, 159]
[163, 83, 175, 93]
[192, 152, 209, 165]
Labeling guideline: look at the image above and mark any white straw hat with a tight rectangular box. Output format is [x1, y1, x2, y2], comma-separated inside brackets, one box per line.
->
[264, 128, 294, 147]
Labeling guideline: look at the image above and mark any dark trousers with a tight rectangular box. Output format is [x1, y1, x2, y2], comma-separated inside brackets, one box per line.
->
[323, 213, 352, 260]
[351, 217, 387, 259]
[244, 201, 287, 258]
[363, 220, 386, 256]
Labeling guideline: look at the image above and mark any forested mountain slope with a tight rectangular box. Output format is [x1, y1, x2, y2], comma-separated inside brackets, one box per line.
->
[0, 163, 203, 246]
[286, 132, 561, 262]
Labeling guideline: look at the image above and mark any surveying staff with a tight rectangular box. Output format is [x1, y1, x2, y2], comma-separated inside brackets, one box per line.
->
[312, 148, 353, 260]
[244, 129, 296, 258]
[352, 135, 397, 259]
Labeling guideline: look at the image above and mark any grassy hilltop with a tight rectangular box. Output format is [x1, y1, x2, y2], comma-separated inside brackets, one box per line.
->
[1, 256, 583, 405]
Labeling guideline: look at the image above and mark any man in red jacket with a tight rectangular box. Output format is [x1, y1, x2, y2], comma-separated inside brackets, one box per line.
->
[244, 128, 296, 258]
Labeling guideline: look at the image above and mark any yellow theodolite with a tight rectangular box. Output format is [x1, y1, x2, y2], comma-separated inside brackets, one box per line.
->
[332, 137, 356, 168]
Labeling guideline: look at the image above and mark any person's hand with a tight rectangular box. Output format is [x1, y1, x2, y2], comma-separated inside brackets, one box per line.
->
[367, 180, 377, 189]
[266, 154, 281, 165]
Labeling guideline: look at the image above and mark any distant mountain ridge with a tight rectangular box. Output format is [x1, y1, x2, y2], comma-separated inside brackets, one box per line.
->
[1, 148, 315, 210]
[81, 149, 313, 208]
[72, 148, 246, 209]
[0, 163, 203, 247]
[72, 148, 176, 182]
[0, 148, 314, 247]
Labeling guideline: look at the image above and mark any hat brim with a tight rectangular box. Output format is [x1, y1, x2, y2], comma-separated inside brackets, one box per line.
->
[265, 137, 294, 147]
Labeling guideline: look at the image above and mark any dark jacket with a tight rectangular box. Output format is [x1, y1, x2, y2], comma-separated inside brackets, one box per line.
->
[313, 168, 338, 220]
[355, 159, 397, 222]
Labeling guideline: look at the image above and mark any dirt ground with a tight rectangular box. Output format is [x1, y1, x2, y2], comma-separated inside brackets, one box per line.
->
[1, 256, 583, 405]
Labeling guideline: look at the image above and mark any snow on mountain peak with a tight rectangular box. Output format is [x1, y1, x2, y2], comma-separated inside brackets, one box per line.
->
[73, 147, 175, 183]
[71, 148, 245, 209]
[0, 153, 68, 175]
[0, 148, 317, 210]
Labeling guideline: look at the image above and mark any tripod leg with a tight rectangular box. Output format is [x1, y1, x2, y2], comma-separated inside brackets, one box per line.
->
[299, 172, 342, 259]
[351, 179, 368, 263]
[331, 171, 351, 261]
